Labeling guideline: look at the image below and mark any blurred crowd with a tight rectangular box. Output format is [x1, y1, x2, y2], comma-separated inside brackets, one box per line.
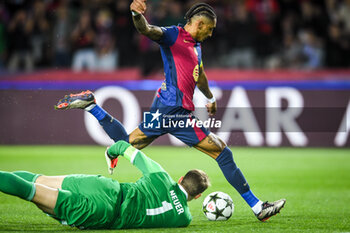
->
[0, 0, 349, 75]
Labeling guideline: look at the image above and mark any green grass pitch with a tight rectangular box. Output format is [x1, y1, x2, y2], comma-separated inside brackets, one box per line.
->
[0, 146, 349, 233]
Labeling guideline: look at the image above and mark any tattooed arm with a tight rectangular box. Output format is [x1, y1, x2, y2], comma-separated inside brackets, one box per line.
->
[130, 0, 163, 41]
[132, 14, 163, 41]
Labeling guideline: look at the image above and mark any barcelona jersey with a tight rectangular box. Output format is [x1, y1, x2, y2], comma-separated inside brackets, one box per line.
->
[155, 25, 203, 111]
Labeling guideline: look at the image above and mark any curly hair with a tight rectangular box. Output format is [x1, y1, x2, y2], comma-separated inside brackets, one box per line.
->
[184, 2, 216, 23]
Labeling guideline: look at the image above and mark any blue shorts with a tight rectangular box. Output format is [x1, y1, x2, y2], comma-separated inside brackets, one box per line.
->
[138, 97, 210, 147]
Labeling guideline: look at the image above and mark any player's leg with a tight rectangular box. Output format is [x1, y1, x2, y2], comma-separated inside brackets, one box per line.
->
[169, 113, 254, 201]
[86, 103, 130, 142]
[0, 171, 37, 201]
[11, 170, 58, 212]
[9, 172, 67, 214]
[194, 134, 260, 201]
[194, 133, 257, 202]
[54, 90, 160, 148]
[32, 183, 59, 215]
[84, 103, 154, 148]
[0, 171, 58, 215]
[54, 91, 129, 142]
[129, 127, 156, 149]
[12, 171, 41, 182]
[35, 175, 66, 189]
[194, 134, 285, 221]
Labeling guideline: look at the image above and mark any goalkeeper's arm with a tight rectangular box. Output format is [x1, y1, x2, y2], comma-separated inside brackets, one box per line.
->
[107, 141, 165, 175]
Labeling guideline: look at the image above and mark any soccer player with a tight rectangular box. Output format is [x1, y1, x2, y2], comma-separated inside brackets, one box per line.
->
[0, 140, 209, 229]
[55, 1, 285, 221]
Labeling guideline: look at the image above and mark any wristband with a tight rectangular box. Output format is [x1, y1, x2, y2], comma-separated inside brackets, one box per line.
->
[208, 96, 216, 103]
[131, 10, 140, 16]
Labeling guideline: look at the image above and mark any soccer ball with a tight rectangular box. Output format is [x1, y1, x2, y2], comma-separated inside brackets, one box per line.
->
[202, 191, 234, 221]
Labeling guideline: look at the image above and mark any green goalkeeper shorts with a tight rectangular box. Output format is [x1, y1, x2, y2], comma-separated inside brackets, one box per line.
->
[53, 174, 122, 229]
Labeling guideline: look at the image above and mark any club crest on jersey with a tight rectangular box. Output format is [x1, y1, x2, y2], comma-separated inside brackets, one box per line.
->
[161, 82, 167, 91]
[193, 64, 199, 82]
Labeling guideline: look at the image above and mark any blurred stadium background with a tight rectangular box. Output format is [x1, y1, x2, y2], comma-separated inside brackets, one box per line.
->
[0, 0, 349, 147]
[0, 0, 350, 232]
[1, 0, 350, 71]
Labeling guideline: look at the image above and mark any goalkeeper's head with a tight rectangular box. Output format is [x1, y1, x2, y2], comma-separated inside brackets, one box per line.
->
[179, 169, 210, 201]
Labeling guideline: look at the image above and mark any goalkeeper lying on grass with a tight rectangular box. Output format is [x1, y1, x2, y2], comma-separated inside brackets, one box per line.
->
[0, 141, 210, 229]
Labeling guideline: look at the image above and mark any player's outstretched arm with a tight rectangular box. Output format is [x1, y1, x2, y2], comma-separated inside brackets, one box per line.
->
[108, 141, 165, 175]
[108, 140, 130, 157]
[197, 67, 217, 116]
[130, 0, 163, 41]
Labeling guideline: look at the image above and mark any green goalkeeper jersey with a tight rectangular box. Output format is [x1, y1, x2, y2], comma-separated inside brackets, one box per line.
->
[108, 141, 192, 229]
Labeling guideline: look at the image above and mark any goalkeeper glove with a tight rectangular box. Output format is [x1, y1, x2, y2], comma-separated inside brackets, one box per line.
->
[105, 147, 119, 175]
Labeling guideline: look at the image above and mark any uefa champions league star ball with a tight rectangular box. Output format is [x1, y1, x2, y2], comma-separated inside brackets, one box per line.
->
[202, 191, 234, 221]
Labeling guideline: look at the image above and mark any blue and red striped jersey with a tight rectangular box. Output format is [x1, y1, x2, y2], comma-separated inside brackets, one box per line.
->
[155, 25, 203, 111]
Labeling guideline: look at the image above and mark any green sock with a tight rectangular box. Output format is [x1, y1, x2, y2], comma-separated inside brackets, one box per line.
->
[0, 171, 36, 201]
[12, 171, 41, 182]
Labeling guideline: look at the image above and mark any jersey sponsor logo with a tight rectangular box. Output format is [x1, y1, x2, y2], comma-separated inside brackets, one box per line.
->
[170, 190, 184, 215]
[193, 64, 199, 82]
